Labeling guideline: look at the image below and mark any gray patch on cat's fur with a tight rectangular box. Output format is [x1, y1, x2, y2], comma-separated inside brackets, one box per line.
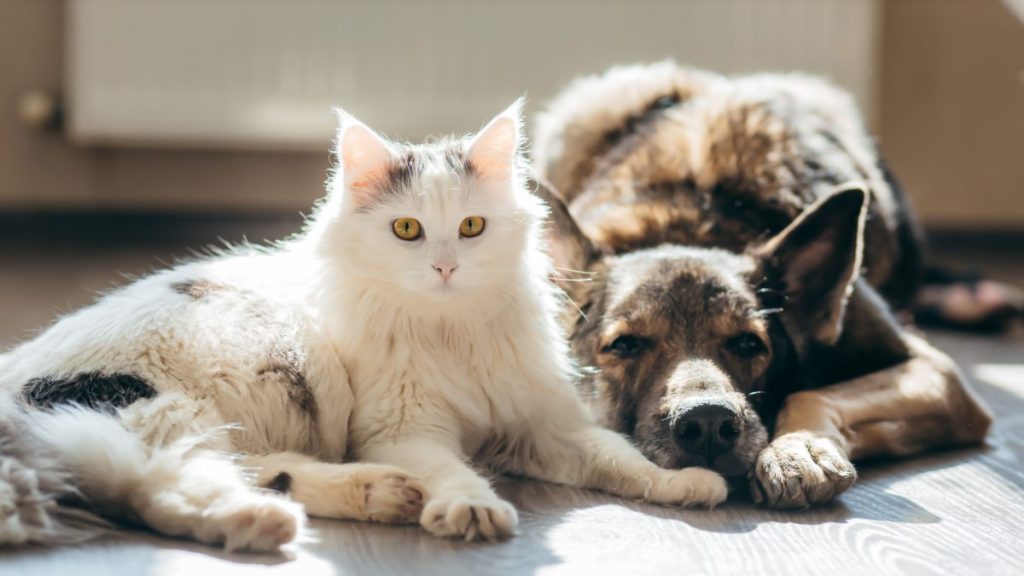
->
[23, 373, 157, 413]
[360, 144, 476, 211]
[383, 152, 420, 196]
[258, 345, 319, 425]
[444, 146, 475, 176]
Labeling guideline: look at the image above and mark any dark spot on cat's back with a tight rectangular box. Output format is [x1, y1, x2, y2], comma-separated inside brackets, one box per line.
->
[171, 279, 231, 300]
[23, 372, 157, 412]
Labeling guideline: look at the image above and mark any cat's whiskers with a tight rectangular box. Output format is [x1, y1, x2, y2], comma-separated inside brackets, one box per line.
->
[553, 267, 597, 276]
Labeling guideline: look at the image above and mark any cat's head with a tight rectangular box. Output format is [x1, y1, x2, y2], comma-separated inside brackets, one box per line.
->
[322, 100, 546, 305]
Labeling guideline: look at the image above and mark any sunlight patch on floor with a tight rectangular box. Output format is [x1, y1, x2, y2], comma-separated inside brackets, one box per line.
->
[974, 363, 1024, 399]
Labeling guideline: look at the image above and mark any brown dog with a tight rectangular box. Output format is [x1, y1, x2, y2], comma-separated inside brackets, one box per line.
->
[533, 62, 993, 507]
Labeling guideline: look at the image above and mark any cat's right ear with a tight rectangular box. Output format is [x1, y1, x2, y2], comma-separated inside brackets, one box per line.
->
[334, 108, 393, 208]
[532, 176, 599, 277]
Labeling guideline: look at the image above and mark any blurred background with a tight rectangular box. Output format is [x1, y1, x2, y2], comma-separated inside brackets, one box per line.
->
[0, 0, 1022, 346]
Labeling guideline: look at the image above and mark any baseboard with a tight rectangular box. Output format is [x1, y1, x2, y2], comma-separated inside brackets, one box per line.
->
[0, 210, 304, 248]
[926, 228, 1024, 255]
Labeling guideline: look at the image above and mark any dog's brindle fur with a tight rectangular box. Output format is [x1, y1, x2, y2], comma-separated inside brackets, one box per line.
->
[534, 62, 926, 308]
[535, 63, 993, 507]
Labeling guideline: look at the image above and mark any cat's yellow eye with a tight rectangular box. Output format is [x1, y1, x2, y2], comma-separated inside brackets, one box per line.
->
[392, 217, 422, 241]
[459, 216, 486, 238]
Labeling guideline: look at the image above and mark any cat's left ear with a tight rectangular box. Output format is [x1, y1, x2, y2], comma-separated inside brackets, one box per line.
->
[467, 98, 524, 182]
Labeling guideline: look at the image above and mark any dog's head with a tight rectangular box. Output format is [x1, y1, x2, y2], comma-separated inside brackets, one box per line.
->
[543, 182, 867, 480]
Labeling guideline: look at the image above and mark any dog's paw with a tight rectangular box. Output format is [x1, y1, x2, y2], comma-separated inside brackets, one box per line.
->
[648, 467, 729, 508]
[203, 495, 305, 552]
[420, 495, 518, 542]
[751, 432, 856, 509]
[364, 470, 426, 524]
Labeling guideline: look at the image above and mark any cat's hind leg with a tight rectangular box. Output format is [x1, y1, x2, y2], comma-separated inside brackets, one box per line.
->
[245, 452, 424, 524]
[29, 404, 305, 552]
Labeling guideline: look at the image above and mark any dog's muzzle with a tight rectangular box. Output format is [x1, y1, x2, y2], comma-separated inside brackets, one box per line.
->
[666, 394, 755, 477]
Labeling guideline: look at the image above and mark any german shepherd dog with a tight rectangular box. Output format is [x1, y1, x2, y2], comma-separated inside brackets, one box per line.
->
[532, 62, 994, 507]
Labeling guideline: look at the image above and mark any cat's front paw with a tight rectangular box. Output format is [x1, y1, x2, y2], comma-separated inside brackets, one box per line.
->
[308, 463, 425, 524]
[751, 431, 857, 508]
[364, 470, 426, 524]
[648, 467, 728, 508]
[420, 495, 518, 542]
[201, 494, 305, 553]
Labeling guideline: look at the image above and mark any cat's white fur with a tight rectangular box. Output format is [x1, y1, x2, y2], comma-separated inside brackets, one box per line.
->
[0, 102, 726, 551]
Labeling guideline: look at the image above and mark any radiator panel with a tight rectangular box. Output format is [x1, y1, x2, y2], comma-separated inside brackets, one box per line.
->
[67, 0, 880, 149]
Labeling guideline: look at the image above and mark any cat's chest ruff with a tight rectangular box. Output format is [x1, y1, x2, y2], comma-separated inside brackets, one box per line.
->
[351, 331, 496, 393]
[346, 320, 529, 426]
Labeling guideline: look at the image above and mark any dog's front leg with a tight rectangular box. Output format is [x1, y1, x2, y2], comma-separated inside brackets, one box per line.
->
[753, 333, 993, 508]
[506, 423, 727, 507]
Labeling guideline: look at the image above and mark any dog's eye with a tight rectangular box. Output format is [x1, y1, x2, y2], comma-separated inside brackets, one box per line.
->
[602, 335, 651, 358]
[727, 332, 768, 358]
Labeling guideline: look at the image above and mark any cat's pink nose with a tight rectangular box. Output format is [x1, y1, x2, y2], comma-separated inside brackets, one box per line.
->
[433, 263, 458, 281]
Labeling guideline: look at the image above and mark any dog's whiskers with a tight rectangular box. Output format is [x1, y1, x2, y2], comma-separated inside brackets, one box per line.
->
[746, 390, 774, 405]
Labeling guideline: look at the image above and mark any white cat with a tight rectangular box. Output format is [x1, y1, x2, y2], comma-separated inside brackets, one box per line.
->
[0, 102, 726, 551]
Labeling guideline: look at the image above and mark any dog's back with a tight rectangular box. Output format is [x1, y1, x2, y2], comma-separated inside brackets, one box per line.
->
[533, 61, 924, 308]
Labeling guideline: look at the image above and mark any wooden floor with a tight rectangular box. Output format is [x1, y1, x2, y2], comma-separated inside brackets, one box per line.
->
[1, 226, 1023, 576]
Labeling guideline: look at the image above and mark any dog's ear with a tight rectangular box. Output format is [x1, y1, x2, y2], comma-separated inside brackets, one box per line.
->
[531, 176, 599, 278]
[755, 183, 868, 348]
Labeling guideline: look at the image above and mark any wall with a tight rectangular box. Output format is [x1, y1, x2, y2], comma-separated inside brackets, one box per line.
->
[0, 0, 326, 213]
[881, 0, 1024, 229]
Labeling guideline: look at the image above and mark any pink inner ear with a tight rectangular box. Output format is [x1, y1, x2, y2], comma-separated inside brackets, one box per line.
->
[468, 116, 518, 181]
[341, 124, 392, 200]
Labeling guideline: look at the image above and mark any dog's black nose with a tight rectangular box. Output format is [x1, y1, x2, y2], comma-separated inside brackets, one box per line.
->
[673, 402, 742, 459]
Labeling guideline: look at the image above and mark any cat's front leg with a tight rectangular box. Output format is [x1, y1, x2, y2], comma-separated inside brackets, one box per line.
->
[512, 423, 728, 508]
[360, 438, 517, 542]
[245, 452, 424, 524]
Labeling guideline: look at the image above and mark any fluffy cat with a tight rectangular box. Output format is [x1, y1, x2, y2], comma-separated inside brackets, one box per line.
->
[0, 102, 726, 551]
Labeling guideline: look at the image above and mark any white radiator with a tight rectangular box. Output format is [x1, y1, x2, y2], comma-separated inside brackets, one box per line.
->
[66, 0, 881, 150]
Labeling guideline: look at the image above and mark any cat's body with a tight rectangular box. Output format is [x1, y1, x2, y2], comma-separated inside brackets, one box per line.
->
[0, 243, 421, 551]
[0, 103, 726, 551]
[7, 247, 346, 459]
